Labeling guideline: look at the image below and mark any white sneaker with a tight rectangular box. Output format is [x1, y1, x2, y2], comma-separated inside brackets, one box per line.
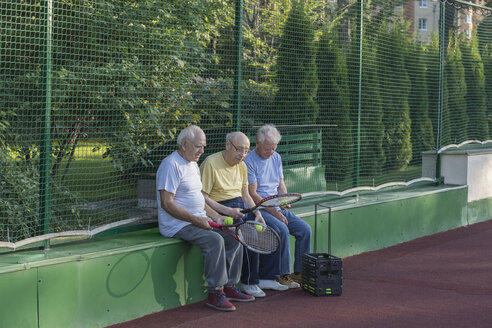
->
[240, 284, 266, 297]
[258, 279, 289, 291]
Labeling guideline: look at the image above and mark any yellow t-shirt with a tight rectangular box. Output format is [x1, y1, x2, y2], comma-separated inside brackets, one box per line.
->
[200, 152, 248, 202]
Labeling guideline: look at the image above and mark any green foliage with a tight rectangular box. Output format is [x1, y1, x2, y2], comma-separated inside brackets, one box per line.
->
[424, 36, 440, 146]
[460, 31, 489, 140]
[0, 152, 81, 243]
[239, 81, 276, 127]
[2, 0, 492, 244]
[483, 44, 492, 132]
[376, 20, 412, 171]
[0, 0, 229, 241]
[477, 16, 492, 140]
[477, 17, 492, 56]
[240, 0, 290, 84]
[189, 78, 234, 129]
[406, 43, 434, 164]
[357, 38, 385, 177]
[274, 0, 318, 124]
[443, 32, 468, 144]
[316, 25, 352, 181]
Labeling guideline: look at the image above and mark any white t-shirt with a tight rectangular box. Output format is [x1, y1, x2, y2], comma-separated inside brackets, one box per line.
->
[156, 151, 206, 237]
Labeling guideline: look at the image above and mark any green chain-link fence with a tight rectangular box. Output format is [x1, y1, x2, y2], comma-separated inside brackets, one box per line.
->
[1, 0, 491, 247]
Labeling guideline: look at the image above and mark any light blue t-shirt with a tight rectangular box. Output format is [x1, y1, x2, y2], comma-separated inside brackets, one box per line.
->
[244, 149, 284, 199]
[156, 151, 206, 237]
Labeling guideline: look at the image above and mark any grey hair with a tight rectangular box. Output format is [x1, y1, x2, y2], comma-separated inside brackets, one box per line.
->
[177, 125, 204, 147]
[256, 124, 281, 144]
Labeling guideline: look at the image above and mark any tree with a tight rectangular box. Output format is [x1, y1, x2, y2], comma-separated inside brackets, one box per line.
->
[442, 32, 468, 145]
[477, 16, 492, 142]
[406, 42, 434, 164]
[239, 0, 290, 84]
[460, 31, 489, 140]
[477, 16, 492, 56]
[1, 0, 228, 174]
[376, 21, 412, 171]
[0, 0, 230, 240]
[357, 38, 385, 177]
[483, 44, 492, 134]
[316, 25, 353, 182]
[274, 0, 318, 124]
[424, 35, 440, 148]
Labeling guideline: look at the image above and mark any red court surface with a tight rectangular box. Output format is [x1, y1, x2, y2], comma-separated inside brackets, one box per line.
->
[108, 219, 492, 328]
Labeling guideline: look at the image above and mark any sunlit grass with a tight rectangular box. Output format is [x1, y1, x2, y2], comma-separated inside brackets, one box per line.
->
[55, 142, 137, 202]
[71, 143, 108, 159]
[61, 160, 136, 202]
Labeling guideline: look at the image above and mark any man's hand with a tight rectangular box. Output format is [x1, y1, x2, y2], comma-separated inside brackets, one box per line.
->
[264, 207, 287, 225]
[253, 211, 266, 225]
[191, 216, 213, 230]
[274, 211, 288, 225]
[228, 207, 245, 220]
[280, 203, 291, 210]
[215, 216, 230, 226]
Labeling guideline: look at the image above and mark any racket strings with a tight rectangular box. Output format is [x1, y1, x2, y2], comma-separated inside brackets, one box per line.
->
[237, 222, 279, 253]
[262, 195, 301, 207]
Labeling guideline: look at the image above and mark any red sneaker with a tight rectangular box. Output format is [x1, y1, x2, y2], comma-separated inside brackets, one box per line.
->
[224, 285, 255, 302]
[206, 290, 236, 311]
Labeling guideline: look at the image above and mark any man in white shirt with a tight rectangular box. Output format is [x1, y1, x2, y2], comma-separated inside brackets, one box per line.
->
[156, 125, 254, 312]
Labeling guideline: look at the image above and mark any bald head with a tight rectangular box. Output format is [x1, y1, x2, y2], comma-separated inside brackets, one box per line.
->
[226, 131, 249, 145]
[223, 131, 250, 166]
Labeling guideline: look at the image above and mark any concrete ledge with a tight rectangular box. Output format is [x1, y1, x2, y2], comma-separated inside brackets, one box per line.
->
[289, 184, 469, 258]
[0, 183, 473, 328]
[0, 230, 205, 328]
[0, 229, 178, 274]
[290, 184, 467, 218]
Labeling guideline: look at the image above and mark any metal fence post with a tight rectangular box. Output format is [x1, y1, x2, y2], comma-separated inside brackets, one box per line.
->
[436, 0, 446, 181]
[39, 0, 53, 249]
[232, 0, 243, 131]
[353, 0, 364, 188]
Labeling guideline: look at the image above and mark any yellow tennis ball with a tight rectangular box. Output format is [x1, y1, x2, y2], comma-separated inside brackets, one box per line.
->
[255, 224, 263, 232]
[224, 217, 233, 225]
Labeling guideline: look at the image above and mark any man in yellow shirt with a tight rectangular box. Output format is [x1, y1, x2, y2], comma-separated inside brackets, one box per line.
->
[201, 131, 284, 298]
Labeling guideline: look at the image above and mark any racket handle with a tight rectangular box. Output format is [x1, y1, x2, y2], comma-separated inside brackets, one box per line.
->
[209, 221, 220, 228]
[240, 207, 255, 214]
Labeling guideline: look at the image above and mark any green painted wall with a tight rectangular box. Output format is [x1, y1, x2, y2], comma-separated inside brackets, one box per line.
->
[467, 198, 492, 225]
[0, 237, 206, 328]
[37, 244, 205, 328]
[0, 269, 38, 327]
[332, 187, 467, 257]
[0, 185, 488, 328]
[289, 186, 469, 260]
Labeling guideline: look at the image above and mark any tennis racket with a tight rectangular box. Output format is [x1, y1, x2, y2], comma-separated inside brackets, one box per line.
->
[209, 221, 280, 254]
[241, 193, 302, 214]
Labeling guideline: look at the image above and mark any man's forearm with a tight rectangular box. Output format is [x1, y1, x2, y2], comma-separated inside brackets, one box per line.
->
[202, 193, 232, 216]
[204, 202, 224, 222]
[263, 206, 281, 219]
[161, 200, 201, 224]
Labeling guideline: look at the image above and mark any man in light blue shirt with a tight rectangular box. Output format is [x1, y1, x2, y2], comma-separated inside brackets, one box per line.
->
[244, 124, 311, 289]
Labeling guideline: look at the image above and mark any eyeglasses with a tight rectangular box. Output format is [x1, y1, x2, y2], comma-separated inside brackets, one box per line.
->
[229, 140, 250, 155]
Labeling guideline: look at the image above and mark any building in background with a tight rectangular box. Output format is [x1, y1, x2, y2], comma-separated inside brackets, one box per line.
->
[398, 0, 487, 43]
